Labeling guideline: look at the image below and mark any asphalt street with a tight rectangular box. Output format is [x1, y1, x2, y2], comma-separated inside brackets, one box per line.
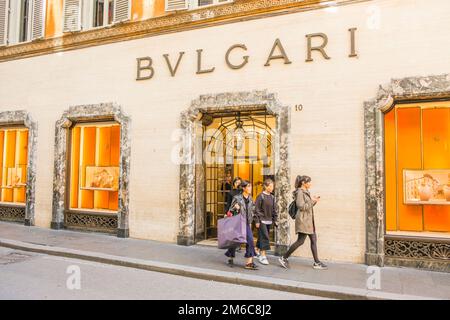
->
[0, 247, 328, 300]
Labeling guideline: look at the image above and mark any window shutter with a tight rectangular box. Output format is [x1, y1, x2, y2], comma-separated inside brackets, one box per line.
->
[113, 0, 130, 24]
[31, 0, 45, 40]
[165, 0, 189, 12]
[198, 0, 213, 6]
[0, 0, 9, 46]
[63, 0, 81, 32]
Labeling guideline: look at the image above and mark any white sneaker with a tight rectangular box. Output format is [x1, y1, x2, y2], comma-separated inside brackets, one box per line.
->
[312, 261, 328, 270]
[278, 256, 289, 269]
[258, 255, 269, 265]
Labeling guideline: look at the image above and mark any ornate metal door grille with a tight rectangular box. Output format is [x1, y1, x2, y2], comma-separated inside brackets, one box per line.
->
[0, 205, 25, 223]
[385, 237, 450, 261]
[64, 211, 118, 234]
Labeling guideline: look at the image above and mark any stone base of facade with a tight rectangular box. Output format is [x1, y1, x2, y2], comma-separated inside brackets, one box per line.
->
[117, 228, 129, 238]
[177, 235, 195, 246]
[365, 252, 384, 266]
[51, 221, 64, 230]
[384, 257, 450, 273]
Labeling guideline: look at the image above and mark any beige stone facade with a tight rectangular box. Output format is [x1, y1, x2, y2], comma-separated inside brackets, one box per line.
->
[0, 0, 449, 265]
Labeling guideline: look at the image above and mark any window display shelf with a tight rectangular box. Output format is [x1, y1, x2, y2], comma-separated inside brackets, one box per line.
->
[80, 187, 117, 192]
[0, 184, 26, 189]
[405, 199, 450, 205]
[0, 202, 26, 208]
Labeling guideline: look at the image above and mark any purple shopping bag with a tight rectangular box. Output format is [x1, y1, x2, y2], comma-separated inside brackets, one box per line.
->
[217, 213, 247, 249]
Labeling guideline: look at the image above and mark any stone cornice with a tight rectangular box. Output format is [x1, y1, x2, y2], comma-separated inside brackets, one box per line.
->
[0, 0, 370, 63]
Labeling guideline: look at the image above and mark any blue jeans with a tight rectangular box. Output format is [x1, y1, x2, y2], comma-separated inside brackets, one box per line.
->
[225, 223, 256, 258]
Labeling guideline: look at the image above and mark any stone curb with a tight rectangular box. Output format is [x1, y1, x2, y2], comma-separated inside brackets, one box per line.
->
[0, 238, 436, 300]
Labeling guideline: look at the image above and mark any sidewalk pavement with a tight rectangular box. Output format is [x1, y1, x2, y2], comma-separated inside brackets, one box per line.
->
[0, 221, 449, 300]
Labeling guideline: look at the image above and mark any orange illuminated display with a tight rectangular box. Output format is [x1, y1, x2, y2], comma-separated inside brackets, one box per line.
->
[0, 128, 28, 205]
[69, 123, 120, 212]
[384, 102, 450, 234]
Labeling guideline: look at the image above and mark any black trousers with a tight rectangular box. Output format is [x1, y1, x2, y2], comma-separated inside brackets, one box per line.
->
[256, 223, 271, 251]
[283, 233, 320, 263]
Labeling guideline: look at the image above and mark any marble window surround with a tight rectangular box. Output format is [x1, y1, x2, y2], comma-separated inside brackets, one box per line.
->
[51, 103, 131, 238]
[0, 110, 37, 226]
[178, 90, 291, 256]
[364, 74, 450, 272]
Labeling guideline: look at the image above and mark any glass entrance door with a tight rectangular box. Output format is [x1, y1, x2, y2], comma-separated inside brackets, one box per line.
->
[202, 111, 276, 244]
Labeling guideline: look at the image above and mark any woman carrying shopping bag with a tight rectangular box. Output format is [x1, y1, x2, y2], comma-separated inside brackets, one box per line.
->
[224, 180, 258, 270]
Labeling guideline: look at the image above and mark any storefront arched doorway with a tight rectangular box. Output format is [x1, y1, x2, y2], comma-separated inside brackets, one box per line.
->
[177, 90, 291, 256]
[200, 109, 276, 244]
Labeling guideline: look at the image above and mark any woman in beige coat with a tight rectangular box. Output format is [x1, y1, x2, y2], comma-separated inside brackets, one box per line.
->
[278, 175, 328, 270]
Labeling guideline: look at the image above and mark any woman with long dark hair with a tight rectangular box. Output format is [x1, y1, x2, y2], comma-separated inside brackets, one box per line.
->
[278, 175, 327, 270]
[225, 177, 242, 212]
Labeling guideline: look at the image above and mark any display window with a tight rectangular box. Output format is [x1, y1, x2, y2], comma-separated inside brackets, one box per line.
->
[0, 128, 28, 205]
[69, 122, 120, 213]
[385, 101, 450, 235]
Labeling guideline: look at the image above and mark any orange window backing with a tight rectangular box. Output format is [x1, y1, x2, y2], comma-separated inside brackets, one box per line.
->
[0, 128, 28, 205]
[422, 108, 450, 232]
[69, 123, 120, 213]
[384, 102, 450, 234]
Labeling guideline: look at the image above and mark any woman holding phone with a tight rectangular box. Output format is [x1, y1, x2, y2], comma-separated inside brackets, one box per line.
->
[278, 175, 327, 270]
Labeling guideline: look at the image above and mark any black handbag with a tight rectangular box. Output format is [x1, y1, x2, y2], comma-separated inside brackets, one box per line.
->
[288, 200, 297, 219]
